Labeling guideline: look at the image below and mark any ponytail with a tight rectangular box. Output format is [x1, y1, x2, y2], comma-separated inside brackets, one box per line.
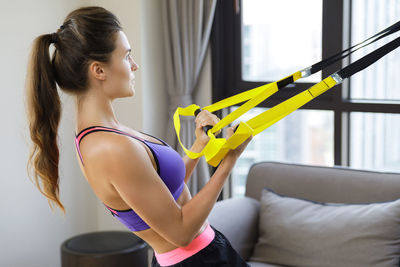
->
[25, 6, 123, 215]
[25, 33, 64, 214]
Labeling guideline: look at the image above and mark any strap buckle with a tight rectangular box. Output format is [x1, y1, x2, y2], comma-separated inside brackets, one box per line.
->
[300, 67, 312, 78]
[331, 72, 343, 84]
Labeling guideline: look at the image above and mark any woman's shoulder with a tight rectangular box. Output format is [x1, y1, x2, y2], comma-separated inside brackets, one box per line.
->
[80, 130, 147, 170]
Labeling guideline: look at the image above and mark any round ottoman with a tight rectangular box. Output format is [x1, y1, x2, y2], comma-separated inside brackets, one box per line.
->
[61, 231, 148, 267]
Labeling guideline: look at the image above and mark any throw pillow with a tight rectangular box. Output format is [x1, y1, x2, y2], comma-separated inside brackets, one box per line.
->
[250, 188, 400, 267]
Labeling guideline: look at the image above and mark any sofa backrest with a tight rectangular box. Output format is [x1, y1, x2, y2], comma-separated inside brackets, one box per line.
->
[245, 161, 400, 204]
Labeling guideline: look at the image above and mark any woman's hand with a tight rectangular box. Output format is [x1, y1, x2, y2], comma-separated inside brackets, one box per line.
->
[194, 110, 222, 148]
[225, 124, 253, 159]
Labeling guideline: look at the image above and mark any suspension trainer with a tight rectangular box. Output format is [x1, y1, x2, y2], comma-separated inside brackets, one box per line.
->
[174, 21, 400, 167]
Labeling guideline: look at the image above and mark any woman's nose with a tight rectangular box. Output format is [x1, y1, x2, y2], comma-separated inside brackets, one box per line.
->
[131, 59, 139, 71]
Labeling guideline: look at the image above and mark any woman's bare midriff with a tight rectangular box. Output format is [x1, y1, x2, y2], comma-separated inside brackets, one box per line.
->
[77, 125, 209, 255]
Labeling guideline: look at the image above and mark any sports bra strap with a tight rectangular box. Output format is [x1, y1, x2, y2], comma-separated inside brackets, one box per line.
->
[75, 126, 145, 166]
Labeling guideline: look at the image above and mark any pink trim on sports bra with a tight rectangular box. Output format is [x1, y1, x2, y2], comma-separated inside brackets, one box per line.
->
[75, 126, 168, 166]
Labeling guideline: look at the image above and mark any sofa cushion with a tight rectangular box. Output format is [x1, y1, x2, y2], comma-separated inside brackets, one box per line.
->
[208, 197, 259, 260]
[250, 188, 400, 267]
[246, 162, 400, 204]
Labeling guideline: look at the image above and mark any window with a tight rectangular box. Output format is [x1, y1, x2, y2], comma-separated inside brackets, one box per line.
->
[211, 0, 400, 198]
[350, 0, 400, 101]
[242, 0, 322, 83]
[229, 107, 334, 197]
[350, 112, 400, 171]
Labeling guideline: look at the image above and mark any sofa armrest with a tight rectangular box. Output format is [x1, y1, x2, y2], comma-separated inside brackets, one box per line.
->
[208, 197, 260, 260]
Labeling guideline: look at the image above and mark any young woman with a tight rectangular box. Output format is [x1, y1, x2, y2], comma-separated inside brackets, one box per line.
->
[25, 6, 252, 267]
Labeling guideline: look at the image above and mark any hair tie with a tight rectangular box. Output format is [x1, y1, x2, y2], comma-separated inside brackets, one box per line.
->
[51, 32, 57, 44]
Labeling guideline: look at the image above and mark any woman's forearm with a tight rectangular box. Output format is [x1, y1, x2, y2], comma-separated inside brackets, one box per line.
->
[182, 141, 205, 184]
[181, 153, 238, 244]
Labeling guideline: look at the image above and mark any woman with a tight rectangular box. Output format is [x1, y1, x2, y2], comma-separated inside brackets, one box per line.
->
[25, 6, 252, 267]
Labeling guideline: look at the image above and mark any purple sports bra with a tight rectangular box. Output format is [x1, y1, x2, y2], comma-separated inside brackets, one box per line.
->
[75, 126, 186, 231]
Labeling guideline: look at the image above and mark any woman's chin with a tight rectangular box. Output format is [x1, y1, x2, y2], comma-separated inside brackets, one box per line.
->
[129, 82, 135, 95]
[128, 87, 135, 97]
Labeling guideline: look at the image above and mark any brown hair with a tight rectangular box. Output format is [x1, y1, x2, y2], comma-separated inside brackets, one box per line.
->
[25, 6, 122, 214]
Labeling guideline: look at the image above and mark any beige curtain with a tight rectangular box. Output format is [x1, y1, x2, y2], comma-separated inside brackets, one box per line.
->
[161, 0, 217, 194]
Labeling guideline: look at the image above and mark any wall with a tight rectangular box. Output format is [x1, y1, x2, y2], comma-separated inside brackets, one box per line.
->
[0, 1, 96, 267]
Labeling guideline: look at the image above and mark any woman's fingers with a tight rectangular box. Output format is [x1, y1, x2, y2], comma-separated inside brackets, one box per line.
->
[226, 124, 239, 139]
[195, 110, 221, 134]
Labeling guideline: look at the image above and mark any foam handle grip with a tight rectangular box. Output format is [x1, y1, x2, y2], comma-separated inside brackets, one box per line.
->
[194, 109, 214, 134]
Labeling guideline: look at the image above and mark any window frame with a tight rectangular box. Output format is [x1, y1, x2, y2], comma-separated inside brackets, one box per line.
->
[210, 0, 400, 173]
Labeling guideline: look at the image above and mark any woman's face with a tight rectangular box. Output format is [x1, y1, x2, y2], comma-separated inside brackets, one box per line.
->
[103, 31, 138, 99]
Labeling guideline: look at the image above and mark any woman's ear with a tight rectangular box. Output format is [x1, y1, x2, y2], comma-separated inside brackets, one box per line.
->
[88, 61, 106, 81]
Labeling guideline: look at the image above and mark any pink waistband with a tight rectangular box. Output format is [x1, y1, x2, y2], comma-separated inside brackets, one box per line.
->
[154, 223, 215, 266]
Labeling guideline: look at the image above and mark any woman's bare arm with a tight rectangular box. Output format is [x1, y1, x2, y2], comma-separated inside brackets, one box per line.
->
[182, 141, 203, 184]
[87, 132, 240, 247]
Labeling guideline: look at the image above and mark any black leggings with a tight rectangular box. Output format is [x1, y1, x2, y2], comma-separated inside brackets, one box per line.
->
[151, 225, 250, 267]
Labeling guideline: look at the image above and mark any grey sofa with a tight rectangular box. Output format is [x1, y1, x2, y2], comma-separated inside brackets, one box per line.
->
[208, 161, 400, 267]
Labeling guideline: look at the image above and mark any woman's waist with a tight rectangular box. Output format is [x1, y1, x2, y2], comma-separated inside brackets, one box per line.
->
[138, 219, 210, 255]
[153, 221, 215, 266]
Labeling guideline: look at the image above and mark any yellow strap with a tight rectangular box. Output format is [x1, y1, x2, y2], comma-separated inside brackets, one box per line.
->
[203, 71, 302, 134]
[173, 71, 337, 167]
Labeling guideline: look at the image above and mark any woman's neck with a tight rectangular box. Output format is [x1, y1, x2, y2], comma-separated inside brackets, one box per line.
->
[75, 90, 120, 132]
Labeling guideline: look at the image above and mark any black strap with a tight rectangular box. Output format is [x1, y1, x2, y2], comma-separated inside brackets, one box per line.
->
[310, 20, 400, 75]
[272, 21, 400, 92]
[274, 20, 400, 91]
[337, 34, 400, 79]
